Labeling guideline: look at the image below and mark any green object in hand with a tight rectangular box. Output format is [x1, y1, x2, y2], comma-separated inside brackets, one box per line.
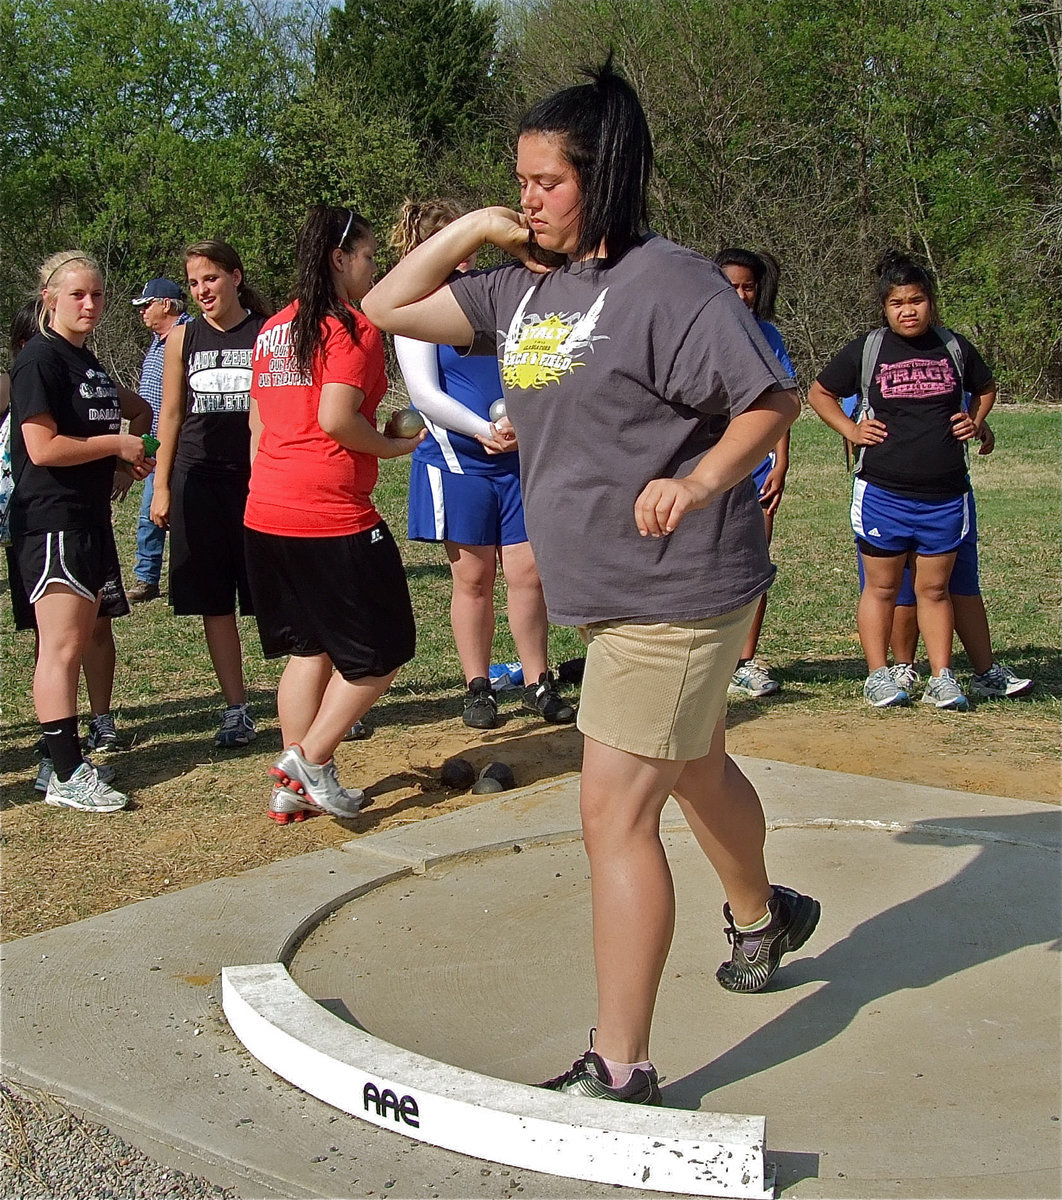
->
[142, 434, 160, 455]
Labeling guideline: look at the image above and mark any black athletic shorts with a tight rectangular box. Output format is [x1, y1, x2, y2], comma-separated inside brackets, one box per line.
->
[169, 469, 254, 617]
[245, 521, 416, 681]
[7, 527, 128, 631]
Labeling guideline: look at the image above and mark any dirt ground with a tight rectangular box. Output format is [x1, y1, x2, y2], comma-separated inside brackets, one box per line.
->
[0, 686, 1056, 943]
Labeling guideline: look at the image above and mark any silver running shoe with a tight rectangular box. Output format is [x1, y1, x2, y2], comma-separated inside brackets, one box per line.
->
[890, 662, 919, 693]
[269, 745, 364, 818]
[35, 757, 116, 794]
[268, 782, 323, 825]
[970, 661, 1033, 698]
[44, 762, 128, 812]
[728, 660, 780, 698]
[920, 668, 970, 711]
[863, 666, 909, 707]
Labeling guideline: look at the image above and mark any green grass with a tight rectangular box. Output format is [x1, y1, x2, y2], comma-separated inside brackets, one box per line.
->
[1, 406, 1059, 761]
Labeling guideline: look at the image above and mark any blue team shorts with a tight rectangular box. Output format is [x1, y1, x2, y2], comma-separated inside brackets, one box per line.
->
[407, 461, 528, 547]
[857, 493, 980, 603]
[751, 451, 776, 500]
[851, 478, 971, 558]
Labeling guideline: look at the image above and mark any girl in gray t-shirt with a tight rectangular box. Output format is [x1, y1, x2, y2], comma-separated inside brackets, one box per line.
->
[364, 59, 819, 1106]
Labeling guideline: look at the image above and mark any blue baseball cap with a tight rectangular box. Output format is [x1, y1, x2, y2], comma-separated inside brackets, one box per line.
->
[132, 278, 184, 306]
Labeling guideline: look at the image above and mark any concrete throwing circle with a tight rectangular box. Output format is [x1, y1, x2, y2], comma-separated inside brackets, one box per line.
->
[288, 822, 1060, 1196]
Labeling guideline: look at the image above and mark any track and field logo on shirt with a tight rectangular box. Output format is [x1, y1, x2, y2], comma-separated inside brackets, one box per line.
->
[500, 286, 609, 390]
[875, 357, 956, 400]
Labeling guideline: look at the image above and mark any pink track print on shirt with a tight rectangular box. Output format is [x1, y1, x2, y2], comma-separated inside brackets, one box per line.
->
[875, 357, 956, 400]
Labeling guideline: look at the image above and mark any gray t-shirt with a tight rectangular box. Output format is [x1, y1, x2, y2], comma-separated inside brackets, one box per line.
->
[449, 234, 796, 626]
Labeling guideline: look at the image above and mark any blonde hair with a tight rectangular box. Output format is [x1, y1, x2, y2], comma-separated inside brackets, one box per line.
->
[38, 250, 102, 335]
[390, 199, 465, 258]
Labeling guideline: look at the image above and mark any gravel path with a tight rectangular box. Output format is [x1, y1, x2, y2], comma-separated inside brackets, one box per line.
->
[1, 1080, 236, 1200]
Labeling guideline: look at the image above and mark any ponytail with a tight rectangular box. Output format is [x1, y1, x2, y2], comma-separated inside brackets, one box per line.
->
[519, 54, 652, 260]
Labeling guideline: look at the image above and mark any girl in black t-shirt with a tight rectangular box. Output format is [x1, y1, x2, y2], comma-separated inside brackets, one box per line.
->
[807, 251, 996, 712]
[149, 240, 270, 751]
[9, 251, 153, 812]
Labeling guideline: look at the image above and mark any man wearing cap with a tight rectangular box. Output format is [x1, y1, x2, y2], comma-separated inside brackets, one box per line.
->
[128, 279, 190, 603]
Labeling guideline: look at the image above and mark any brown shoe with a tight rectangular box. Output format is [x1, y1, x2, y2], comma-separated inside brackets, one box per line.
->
[127, 579, 160, 604]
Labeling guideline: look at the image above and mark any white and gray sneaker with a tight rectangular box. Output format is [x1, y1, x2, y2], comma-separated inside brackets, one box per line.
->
[44, 762, 128, 812]
[970, 661, 1033, 699]
[890, 662, 920, 693]
[864, 666, 909, 707]
[35, 757, 116, 794]
[920, 668, 970, 711]
[268, 744, 364, 818]
[728, 660, 781, 698]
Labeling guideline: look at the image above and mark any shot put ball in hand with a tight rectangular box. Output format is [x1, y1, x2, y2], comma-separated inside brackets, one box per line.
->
[489, 399, 507, 424]
[385, 407, 425, 438]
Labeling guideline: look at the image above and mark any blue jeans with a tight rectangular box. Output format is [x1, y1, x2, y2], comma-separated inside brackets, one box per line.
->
[134, 471, 166, 585]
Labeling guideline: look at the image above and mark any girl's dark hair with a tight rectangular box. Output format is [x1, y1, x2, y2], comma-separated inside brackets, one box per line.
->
[875, 249, 939, 324]
[290, 205, 374, 374]
[713, 247, 781, 321]
[518, 54, 653, 261]
[183, 239, 273, 319]
[11, 300, 41, 358]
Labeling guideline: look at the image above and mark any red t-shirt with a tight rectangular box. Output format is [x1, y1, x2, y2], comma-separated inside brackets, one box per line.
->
[245, 302, 388, 536]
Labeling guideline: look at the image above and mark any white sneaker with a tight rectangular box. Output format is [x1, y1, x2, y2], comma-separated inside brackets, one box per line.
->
[269, 745, 364, 818]
[890, 663, 920, 693]
[728, 660, 780, 698]
[44, 762, 128, 812]
[970, 662, 1033, 698]
[35, 757, 116, 794]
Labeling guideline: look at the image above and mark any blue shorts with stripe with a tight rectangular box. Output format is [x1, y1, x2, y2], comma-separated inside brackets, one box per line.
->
[856, 493, 980, 602]
[407, 461, 528, 547]
[851, 478, 971, 557]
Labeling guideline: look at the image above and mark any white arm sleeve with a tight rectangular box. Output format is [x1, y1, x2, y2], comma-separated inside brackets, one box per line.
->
[394, 335, 493, 440]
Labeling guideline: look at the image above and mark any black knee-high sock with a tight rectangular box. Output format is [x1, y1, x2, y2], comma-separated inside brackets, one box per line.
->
[41, 716, 81, 782]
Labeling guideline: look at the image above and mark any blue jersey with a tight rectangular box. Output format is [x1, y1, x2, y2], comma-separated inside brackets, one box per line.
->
[412, 345, 518, 477]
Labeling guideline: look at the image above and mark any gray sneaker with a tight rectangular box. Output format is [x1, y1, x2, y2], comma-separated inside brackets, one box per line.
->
[216, 704, 256, 749]
[970, 661, 1033, 699]
[921, 668, 970, 711]
[35, 757, 116, 794]
[268, 745, 364, 818]
[890, 662, 919, 693]
[44, 762, 128, 812]
[863, 666, 909, 707]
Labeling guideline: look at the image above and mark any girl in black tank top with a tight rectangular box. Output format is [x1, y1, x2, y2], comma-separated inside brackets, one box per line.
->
[148, 240, 271, 750]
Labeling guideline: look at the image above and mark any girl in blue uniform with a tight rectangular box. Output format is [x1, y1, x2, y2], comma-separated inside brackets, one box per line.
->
[714, 248, 794, 698]
[391, 200, 573, 730]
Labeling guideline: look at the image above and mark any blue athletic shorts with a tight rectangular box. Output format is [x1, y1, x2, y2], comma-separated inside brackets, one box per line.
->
[407, 461, 528, 547]
[751, 451, 776, 500]
[851, 478, 971, 557]
[857, 519, 980, 602]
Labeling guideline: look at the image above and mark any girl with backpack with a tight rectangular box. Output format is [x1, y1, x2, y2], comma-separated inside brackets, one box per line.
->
[807, 250, 995, 711]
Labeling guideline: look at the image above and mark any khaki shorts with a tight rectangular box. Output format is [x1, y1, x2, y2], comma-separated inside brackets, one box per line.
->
[575, 600, 758, 761]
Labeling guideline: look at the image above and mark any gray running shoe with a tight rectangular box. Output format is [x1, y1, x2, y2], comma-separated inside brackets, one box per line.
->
[44, 762, 128, 813]
[269, 745, 364, 818]
[920, 668, 970, 711]
[863, 666, 909, 707]
[86, 713, 125, 752]
[716, 885, 821, 993]
[540, 1042, 661, 1105]
[728, 660, 780, 697]
[970, 661, 1033, 699]
[216, 704, 256, 748]
[890, 662, 919, 693]
[35, 757, 116, 794]
[266, 782, 325, 825]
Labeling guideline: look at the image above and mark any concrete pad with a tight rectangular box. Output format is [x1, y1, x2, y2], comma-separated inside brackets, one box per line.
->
[1, 757, 1059, 1199]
